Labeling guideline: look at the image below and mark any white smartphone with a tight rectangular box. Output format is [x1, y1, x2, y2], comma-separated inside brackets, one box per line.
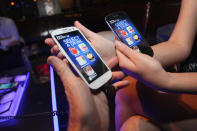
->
[50, 27, 112, 89]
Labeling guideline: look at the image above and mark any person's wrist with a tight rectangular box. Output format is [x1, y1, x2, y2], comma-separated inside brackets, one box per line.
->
[68, 109, 101, 131]
[68, 100, 101, 131]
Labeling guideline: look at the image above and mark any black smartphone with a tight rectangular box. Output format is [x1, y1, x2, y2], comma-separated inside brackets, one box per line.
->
[105, 11, 153, 56]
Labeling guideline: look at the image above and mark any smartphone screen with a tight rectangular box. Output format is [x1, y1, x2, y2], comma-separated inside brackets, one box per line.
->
[0, 82, 18, 90]
[55, 30, 109, 84]
[106, 11, 143, 51]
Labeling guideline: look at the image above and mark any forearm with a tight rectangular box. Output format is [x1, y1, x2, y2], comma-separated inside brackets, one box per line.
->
[68, 114, 92, 131]
[68, 106, 101, 131]
[151, 40, 190, 67]
[167, 72, 197, 93]
[152, 0, 197, 67]
[64, 88, 102, 131]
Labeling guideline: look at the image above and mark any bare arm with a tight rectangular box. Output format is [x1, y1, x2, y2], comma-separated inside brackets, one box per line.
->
[95, 1, 197, 93]
[167, 72, 197, 93]
[152, 0, 197, 67]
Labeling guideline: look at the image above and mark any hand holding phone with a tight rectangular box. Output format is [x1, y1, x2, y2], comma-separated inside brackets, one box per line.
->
[50, 27, 112, 89]
[105, 11, 153, 56]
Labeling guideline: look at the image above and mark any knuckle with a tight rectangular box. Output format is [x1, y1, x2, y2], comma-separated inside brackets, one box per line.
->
[50, 48, 53, 53]
[125, 47, 131, 54]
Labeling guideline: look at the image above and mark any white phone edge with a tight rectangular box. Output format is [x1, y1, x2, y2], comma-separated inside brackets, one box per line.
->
[50, 26, 112, 90]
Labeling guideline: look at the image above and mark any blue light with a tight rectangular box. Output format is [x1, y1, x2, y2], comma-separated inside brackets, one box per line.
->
[0, 72, 30, 123]
[50, 66, 59, 131]
[21, 2, 24, 5]
[13, 72, 30, 116]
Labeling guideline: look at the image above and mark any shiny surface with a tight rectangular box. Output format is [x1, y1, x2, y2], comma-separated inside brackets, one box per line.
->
[0, 73, 53, 131]
[50, 66, 59, 131]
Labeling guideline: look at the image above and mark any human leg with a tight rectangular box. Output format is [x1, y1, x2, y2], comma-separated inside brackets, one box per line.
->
[115, 76, 145, 130]
[115, 76, 197, 131]
[120, 115, 161, 131]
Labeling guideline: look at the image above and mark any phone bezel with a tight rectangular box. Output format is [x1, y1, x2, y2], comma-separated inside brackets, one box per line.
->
[105, 11, 154, 56]
[105, 11, 144, 43]
[50, 27, 112, 90]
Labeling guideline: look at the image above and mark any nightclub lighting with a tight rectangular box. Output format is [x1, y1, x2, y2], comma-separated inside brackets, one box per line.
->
[50, 66, 60, 131]
[10, 2, 15, 6]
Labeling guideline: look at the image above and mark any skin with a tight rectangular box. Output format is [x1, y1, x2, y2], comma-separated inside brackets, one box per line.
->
[46, 0, 197, 130]
[47, 21, 116, 63]
[120, 115, 160, 131]
[46, 21, 129, 131]
[152, 0, 197, 67]
[115, 0, 197, 130]
[48, 56, 109, 131]
[116, 0, 197, 94]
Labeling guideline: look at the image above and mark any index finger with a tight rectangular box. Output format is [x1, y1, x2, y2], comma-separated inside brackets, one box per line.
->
[107, 56, 118, 69]
[115, 40, 140, 61]
[45, 38, 56, 47]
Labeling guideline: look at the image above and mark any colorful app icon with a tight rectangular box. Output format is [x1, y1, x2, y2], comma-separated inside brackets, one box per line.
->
[86, 52, 95, 61]
[133, 34, 140, 41]
[127, 26, 134, 34]
[76, 56, 87, 66]
[78, 43, 88, 52]
[132, 46, 140, 52]
[120, 30, 128, 37]
[83, 65, 96, 76]
[69, 47, 79, 55]
[126, 37, 134, 46]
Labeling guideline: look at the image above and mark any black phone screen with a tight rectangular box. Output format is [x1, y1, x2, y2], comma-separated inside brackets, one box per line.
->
[106, 11, 143, 51]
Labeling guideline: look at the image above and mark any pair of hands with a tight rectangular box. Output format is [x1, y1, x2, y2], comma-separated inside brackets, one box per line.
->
[46, 21, 129, 131]
[46, 21, 170, 130]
